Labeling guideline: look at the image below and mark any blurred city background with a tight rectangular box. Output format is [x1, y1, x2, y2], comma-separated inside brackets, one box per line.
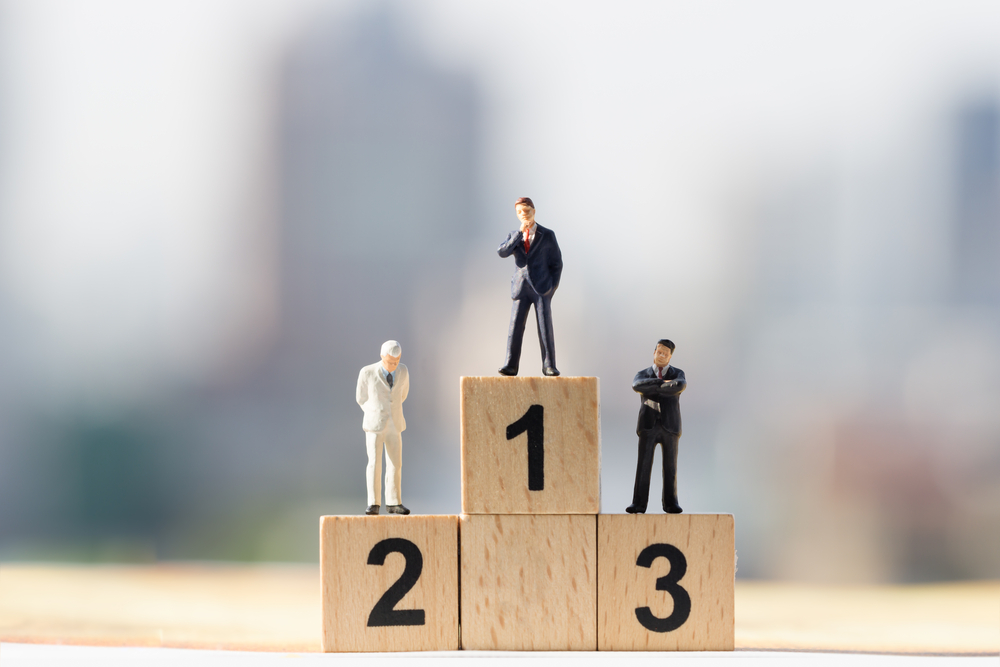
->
[0, 0, 997, 583]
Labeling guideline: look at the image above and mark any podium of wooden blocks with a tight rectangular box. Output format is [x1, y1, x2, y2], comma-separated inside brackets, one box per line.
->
[460, 376, 600, 514]
[458, 376, 600, 649]
[597, 513, 734, 651]
[320, 374, 735, 652]
[460, 513, 597, 650]
[320, 515, 459, 652]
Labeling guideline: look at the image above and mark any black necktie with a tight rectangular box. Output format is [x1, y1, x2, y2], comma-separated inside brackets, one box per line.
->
[386, 372, 393, 389]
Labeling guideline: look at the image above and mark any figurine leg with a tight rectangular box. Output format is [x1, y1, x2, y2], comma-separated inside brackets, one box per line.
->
[661, 434, 681, 513]
[503, 297, 532, 373]
[534, 293, 557, 373]
[382, 430, 402, 506]
[630, 431, 656, 512]
[365, 431, 383, 507]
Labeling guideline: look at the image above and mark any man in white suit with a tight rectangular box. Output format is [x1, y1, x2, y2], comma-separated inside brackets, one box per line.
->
[356, 340, 410, 515]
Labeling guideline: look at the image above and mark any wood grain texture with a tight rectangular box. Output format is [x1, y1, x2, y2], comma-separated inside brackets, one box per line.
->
[459, 514, 597, 650]
[460, 376, 600, 514]
[597, 513, 735, 651]
[320, 515, 458, 652]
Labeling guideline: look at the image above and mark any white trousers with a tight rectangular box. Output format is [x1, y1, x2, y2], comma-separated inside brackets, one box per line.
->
[365, 428, 402, 506]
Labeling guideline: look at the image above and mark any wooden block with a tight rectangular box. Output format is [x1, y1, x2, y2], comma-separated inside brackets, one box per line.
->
[597, 513, 735, 651]
[459, 514, 597, 650]
[460, 376, 600, 514]
[320, 515, 459, 652]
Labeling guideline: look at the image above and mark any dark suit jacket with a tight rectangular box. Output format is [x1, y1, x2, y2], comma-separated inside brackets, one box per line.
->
[497, 223, 563, 298]
[632, 365, 686, 436]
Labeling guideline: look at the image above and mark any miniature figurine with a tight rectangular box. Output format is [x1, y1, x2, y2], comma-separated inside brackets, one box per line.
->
[627, 339, 686, 514]
[357, 340, 410, 515]
[497, 197, 563, 376]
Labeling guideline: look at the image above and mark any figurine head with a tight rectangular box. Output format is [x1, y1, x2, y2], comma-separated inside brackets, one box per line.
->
[381, 340, 401, 373]
[653, 339, 674, 368]
[515, 197, 535, 228]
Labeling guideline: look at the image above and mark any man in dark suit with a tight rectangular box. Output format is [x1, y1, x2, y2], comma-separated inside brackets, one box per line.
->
[497, 197, 563, 376]
[627, 339, 686, 514]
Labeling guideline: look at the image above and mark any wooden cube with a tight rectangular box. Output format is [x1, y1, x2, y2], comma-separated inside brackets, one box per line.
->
[597, 513, 735, 651]
[460, 376, 600, 514]
[320, 515, 459, 652]
[459, 514, 597, 650]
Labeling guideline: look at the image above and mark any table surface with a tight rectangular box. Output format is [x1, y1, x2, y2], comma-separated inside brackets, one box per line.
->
[0, 564, 996, 655]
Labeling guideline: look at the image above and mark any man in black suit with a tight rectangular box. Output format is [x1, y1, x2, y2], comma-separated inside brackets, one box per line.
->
[627, 339, 686, 514]
[497, 197, 563, 376]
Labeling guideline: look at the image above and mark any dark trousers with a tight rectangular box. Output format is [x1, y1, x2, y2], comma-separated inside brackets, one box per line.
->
[504, 284, 556, 371]
[631, 427, 679, 511]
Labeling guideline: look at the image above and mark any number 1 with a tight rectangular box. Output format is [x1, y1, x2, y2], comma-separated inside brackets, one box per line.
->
[506, 404, 544, 490]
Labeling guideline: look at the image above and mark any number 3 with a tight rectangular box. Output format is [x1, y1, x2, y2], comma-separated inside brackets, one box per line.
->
[634, 543, 691, 632]
[367, 538, 426, 627]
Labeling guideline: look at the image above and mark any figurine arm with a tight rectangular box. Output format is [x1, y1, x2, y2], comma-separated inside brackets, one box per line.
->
[651, 369, 687, 397]
[497, 231, 521, 258]
[632, 371, 660, 395]
[655, 377, 687, 397]
[399, 367, 409, 403]
[356, 370, 368, 408]
[548, 232, 563, 290]
[633, 369, 687, 397]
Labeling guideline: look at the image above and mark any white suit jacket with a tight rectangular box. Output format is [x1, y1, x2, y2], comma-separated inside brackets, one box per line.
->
[356, 362, 408, 433]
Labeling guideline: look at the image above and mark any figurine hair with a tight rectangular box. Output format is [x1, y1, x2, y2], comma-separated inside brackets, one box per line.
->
[514, 197, 535, 210]
[381, 340, 401, 357]
[656, 339, 675, 352]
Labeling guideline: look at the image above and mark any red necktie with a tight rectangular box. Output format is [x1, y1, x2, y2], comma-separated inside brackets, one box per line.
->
[524, 232, 530, 253]
[657, 367, 663, 379]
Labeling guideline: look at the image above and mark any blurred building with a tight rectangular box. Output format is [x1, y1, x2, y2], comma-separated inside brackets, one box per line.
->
[954, 98, 1000, 304]
[719, 93, 1000, 582]
[0, 5, 481, 561]
[171, 5, 480, 548]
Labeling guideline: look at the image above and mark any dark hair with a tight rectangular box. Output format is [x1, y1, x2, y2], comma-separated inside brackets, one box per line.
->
[515, 197, 535, 209]
[656, 339, 675, 352]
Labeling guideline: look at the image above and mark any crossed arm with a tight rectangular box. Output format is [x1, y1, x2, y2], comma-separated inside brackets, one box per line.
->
[632, 370, 686, 398]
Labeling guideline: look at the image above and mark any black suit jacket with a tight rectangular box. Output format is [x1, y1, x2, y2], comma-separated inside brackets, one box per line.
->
[632, 365, 686, 436]
[497, 223, 563, 298]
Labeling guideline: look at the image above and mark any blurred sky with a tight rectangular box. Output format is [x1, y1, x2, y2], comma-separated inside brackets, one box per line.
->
[3, 0, 997, 395]
[0, 0, 998, 581]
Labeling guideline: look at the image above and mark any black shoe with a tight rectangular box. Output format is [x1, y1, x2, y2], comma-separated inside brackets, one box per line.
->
[387, 504, 410, 515]
[664, 505, 683, 514]
[625, 504, 646, 514]
[366, 505, 380, 515]
[543, 367, 560, 376]
[498, 366, 518, 376]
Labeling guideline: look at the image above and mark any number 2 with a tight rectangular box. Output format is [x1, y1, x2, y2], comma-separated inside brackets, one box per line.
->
[506, 404, 544, 490]
[634, 543, 691, 632]
[367, 538, 426, 627]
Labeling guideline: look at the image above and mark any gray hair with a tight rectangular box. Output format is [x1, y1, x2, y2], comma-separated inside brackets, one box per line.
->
[381, 340, 401, 357]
